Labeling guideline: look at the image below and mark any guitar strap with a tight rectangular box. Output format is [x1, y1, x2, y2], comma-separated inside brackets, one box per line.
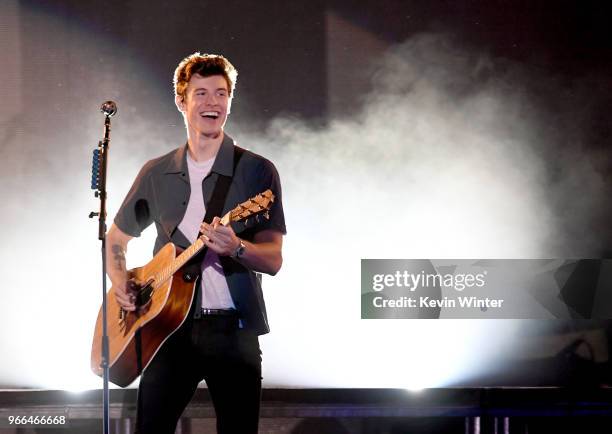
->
[184, 144, 245, 319]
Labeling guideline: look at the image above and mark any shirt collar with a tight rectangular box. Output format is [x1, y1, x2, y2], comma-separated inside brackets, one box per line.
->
[210, 133, 235, 177]
[164, 133, 235, 176]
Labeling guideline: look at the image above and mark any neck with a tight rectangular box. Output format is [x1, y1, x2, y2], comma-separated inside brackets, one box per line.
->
[187, 130, 224, 162]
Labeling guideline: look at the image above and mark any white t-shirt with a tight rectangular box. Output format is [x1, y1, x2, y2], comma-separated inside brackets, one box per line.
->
[177, 153, 235, 309]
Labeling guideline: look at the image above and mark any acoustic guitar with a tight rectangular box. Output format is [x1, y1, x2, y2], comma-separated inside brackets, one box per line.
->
[90, 189, 274, 387]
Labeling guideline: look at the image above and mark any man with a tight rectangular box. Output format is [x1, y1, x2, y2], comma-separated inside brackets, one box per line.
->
[106, 52, 286, 434]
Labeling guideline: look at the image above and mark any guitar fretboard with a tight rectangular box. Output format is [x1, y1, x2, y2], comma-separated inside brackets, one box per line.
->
[153, 237, 205, 288]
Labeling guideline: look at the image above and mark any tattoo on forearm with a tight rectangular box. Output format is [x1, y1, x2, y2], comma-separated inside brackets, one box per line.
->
[111, 244, 126, 269]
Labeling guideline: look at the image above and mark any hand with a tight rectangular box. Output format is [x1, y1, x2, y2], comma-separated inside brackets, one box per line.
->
[114, 277, 143, 312]
[200, 216, 241, 256]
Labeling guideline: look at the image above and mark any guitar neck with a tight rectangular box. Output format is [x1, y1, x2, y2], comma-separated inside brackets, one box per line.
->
[159, 237, 206, 283]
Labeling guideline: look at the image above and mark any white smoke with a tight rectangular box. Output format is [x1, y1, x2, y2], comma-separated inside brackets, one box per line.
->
[243, 34, 610, 387]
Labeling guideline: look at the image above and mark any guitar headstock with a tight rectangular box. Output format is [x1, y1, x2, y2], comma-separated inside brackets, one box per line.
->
[222, 189, 275, 225]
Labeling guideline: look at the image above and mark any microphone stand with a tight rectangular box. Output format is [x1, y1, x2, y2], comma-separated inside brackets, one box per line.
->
[90, 101, 117, 434]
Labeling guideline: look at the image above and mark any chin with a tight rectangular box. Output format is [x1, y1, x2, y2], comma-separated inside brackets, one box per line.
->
[202, 130, 222, 139]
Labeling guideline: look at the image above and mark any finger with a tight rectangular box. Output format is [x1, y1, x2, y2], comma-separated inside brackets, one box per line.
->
[201, 223, 217, 238]
[120, 298, 136, 310]
[210, 229, 231, 244]
[115, 288, 129, 301]
[213, 228, 236, 246]
[114, 288, 136, 310]
[211, 216, 221, 229]
[214, 225, 233, 235]
[200, 229, 213, 243]
[115, 295, 136, 311]
[203, 237, 223, 254]
[203, 229, 217, 244]
[115, 292, 134, 306]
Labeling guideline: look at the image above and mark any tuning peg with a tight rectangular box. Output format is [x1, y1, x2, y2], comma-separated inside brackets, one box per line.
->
[89, 211, 99, 218]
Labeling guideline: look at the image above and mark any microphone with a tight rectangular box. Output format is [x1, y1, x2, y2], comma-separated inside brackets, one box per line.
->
[100, 101, 117, 117]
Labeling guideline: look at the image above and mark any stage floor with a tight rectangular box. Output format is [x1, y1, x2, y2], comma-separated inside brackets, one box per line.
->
[0, 388, 611, 433]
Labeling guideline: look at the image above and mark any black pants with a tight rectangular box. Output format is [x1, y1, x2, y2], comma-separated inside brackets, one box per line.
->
[135, 313, 262, 434]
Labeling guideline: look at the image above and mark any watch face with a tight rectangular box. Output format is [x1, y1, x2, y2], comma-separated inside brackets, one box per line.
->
[237, 242, 245, 258]
[234, 241, 245, 258]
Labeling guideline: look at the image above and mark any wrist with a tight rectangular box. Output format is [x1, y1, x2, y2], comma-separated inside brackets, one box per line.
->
[231, 238, 246, 259]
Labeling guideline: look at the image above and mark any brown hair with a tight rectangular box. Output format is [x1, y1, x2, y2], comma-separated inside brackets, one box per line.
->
[173, 52, 238, 101]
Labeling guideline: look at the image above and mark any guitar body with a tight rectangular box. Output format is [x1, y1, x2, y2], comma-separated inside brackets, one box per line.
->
[90, 242, 197, 387]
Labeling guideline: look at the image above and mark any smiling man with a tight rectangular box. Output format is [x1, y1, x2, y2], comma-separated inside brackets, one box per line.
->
[105, 53, 286, 434]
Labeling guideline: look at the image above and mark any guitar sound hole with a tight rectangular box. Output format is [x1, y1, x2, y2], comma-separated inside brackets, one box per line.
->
[127, 278, 154, 313]
[136, 286, 152, 307]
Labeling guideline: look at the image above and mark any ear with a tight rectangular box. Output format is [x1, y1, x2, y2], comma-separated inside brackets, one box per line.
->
[175, 94, 186, 113]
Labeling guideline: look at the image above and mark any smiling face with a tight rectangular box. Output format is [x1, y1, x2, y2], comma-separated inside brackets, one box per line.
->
[176, 74, 232, 139]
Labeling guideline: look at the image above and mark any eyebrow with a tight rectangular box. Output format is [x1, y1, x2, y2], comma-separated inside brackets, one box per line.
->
[192, 87, 228, 92]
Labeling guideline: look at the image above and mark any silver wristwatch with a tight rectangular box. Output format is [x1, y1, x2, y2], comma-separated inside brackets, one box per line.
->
[232, 239, 246, 259]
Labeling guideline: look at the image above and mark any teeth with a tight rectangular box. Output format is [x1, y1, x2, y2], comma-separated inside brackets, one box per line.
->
[201, 111, 219, 118]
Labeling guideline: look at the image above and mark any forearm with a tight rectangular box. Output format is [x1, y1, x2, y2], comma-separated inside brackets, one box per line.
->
[106, 244, 128, 287]
[105, 224, 132, 289]
[201, 222, 284, 276]
[234, 239, 283, 276]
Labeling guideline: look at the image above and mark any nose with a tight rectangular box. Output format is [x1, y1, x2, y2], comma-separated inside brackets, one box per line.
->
[205, 93, 218, 106]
